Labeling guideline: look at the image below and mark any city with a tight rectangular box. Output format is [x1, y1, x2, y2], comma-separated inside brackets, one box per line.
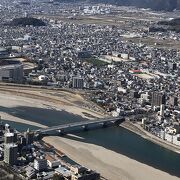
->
[0, 0, 180, 179]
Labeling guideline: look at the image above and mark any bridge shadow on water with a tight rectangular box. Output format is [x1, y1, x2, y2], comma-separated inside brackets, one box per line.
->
[0, 105, 87, 127]
[64, 126, 180, 178]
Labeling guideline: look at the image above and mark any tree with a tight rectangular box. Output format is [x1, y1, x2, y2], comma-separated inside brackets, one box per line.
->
[53, 174, 64, 180]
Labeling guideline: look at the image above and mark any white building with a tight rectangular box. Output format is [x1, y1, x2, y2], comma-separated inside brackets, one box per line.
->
[4, 133, 15, 144]
[34, 159, 47, 171]
[46, 154, 61, 168]
[4, 144, 18, 165]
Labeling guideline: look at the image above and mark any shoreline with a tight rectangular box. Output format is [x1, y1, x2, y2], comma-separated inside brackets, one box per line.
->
[0, 88, 179, 179]
[0, 112, 47, 129]
[0, 86, 106, 120]
[43, 136, 180, 180]
[120, 121, 180, 154]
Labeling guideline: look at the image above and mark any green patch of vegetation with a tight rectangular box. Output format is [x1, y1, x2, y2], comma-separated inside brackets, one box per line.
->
[6, 17, 46, 27]
[83, 57, 108, 67]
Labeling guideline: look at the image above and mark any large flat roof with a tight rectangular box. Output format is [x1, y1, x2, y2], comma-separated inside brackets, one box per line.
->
[0, 59, 22, 66]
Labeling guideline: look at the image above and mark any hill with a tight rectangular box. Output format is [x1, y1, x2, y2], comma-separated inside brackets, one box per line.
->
[157, 18, 180, 32]
[6, 17, 46, 27]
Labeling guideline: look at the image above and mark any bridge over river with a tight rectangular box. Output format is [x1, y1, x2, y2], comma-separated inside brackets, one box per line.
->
[34, 117, 125, 136]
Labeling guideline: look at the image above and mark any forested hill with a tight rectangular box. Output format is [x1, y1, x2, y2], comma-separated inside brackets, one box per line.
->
[56, 0, 180, 11]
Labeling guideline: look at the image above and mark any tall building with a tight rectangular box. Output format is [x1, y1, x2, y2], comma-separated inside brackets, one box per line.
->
[4, 144, 18, 165]
[0, 122, 4, 131]
[160, 104, 165, 117]
[72, 77, 84, 89]
[34, 159, 47, 171]
[24, 129, 34, 145]
[169, 96, 178, 107]
[168, 62, 177, 71]
[130, 90, 140, 98]
[151, 92, 166, 107]
[4, 133, 15, 144]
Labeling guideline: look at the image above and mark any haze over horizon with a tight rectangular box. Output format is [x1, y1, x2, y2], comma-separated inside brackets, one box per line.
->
[56, 0, 180, 11]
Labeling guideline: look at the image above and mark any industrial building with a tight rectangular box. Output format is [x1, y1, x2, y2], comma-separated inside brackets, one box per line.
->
[0, 59, 23, 83]
[72, 77, 84, 89]
[0, 47, 9, 58]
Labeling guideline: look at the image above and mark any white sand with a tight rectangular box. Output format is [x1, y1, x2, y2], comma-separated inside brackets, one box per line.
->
[44, 136, 180, 180]
[0, 93, 48, 128]
[0, 89, 104, 121]
[0, 91, 103, 128]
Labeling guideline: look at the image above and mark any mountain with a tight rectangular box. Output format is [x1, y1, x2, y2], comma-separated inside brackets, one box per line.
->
[56, 0, 180, 11]
[92, 0, 179, 11]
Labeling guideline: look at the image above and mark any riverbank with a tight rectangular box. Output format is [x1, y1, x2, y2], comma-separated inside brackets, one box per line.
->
[43, 136, 179, 180]
[0, 88, 180, 180]
[1, 85, 179, 155]
[0, 111, 47, 129]
[120, 121, 180, 154]
[0, 87, 105, 127]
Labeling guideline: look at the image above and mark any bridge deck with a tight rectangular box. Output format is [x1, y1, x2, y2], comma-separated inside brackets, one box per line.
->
[34, 117, 123, 134]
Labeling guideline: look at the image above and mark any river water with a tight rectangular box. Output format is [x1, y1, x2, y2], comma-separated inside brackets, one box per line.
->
[1, 106, 180, 177]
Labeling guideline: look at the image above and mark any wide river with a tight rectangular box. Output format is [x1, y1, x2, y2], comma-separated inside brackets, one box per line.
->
[1, 106, 180, 177]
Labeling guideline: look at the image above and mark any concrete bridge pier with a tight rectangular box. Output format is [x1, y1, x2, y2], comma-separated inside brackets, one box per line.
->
[58, 129, 65, 136]
[34, 133, 43, 140]
[115, 118, 125, 126]
[102, 122, 108, 128]
[82, 125, 88, 131]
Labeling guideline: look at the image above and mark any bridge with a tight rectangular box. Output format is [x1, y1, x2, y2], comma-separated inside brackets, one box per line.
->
[34, 117, 125, 136]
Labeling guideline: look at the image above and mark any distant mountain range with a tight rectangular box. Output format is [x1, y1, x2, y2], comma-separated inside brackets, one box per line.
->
[56, 0, 180, 11]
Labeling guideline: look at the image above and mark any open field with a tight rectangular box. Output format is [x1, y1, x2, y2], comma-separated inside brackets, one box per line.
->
[124, 37, 180, 50]
[82, 57, 108, 66]
[34, 14, 126, 26]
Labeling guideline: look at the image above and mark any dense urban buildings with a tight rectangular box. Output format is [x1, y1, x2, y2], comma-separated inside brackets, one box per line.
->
[0, 121, 100, 179]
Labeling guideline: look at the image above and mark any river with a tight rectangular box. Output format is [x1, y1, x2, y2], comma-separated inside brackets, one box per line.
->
[1, 106, 180, 177]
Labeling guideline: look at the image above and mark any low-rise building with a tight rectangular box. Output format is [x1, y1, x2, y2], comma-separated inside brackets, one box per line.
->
[55, 166, 71, 179]
[45, 154, 61, 168]
[0, 59, 23, 83]
[34, 158, 47, 171]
